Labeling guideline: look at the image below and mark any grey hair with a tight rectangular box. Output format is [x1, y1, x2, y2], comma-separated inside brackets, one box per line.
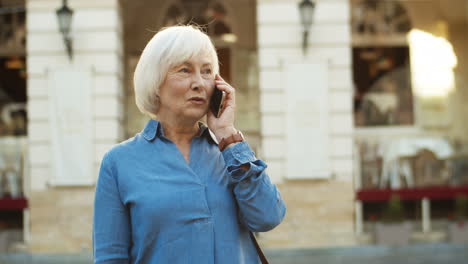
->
[133, 25, 219, 118]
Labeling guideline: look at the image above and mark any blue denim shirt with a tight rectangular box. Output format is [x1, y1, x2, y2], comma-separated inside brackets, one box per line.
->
[93, 120, 286, 264]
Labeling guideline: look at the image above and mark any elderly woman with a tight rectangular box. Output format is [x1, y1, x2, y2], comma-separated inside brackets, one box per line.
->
[93, 25, 286, 264]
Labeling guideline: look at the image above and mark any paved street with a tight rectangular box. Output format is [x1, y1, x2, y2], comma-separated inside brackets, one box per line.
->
[0, 243, 467, 264]
[266, 243, 468, 264]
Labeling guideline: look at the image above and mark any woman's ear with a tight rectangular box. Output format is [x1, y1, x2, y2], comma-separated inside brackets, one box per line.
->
[153, 95, 160, 114]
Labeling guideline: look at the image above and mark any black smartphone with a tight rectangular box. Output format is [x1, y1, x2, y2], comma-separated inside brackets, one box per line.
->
[210, 85, 225, 118]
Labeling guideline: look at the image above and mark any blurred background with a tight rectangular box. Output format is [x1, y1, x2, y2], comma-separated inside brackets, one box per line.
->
[0, 0, 468, 263]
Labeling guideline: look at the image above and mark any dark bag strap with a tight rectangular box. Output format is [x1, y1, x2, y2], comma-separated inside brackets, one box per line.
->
[249, 232, 269, 264]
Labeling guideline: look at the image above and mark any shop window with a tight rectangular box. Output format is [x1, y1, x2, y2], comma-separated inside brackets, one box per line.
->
[353, 47, 414, 127]
[0, 0, 27, 251]
[352, 0, 468, 241]
[351, 0, 414, 127]
[1, 1, 26, 136]
[0, 1, 27, 198]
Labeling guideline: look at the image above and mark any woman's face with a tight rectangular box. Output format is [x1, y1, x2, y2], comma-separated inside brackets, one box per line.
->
[158, 53, 216, 122]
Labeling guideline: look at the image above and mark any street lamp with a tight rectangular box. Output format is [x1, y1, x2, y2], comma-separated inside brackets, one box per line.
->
[298, 0, 316, 55]
[56, 0, 74, 60]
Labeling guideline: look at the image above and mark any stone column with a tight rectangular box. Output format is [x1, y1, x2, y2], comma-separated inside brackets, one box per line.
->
[257, 0, 354, 182]
[26, 0, 123, 252]
[256, 0, 356, 247]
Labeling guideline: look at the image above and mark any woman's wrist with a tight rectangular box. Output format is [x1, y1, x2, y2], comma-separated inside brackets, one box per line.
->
[214, 126, 237, 143]
[218, 130, 245, 151]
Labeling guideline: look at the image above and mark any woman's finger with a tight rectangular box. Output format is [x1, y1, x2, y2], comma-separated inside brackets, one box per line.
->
[216, 83, 236, 93]
[215, 87, 232, 96]
[215, 76, 234, 90]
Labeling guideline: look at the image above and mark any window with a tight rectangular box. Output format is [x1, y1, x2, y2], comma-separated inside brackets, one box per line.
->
[0, 1, 26, 137]
[353, 47, 413, 127]
[0, 0, 27, 240]
[351, 0, 413, 127]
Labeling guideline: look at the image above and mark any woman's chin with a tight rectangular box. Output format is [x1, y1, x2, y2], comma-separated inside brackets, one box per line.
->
[183, 108, 208, 121]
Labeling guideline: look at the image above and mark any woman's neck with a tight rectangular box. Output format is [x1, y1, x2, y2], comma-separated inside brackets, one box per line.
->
[158, 118, 199, 145]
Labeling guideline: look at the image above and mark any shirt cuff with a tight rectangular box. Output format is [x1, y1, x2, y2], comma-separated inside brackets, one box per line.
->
[221, 141, 256, 167]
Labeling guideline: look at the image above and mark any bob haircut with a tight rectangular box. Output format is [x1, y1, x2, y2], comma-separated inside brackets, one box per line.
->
[133, 25, 219, 118]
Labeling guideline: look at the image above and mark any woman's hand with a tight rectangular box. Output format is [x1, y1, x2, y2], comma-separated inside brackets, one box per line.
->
[207, 75, 237, 142]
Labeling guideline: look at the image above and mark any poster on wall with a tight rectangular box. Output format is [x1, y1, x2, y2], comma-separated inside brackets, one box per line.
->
[48, 67, 94, 185]
[285, 62, 331, 179]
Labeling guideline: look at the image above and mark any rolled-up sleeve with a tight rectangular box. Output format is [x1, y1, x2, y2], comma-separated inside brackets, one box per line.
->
[222, 141, 286, 232]
[93, 152, 131, 264]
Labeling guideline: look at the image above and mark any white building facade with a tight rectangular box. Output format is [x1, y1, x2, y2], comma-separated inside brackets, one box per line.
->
[0, 0, 464, 252]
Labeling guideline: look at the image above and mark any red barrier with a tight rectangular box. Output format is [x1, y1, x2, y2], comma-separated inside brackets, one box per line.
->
[356, 186, 468, 202]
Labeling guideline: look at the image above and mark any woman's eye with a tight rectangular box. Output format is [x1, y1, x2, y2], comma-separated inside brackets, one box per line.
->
[179, 68, 189, 73]
[202, 69, 212, 75]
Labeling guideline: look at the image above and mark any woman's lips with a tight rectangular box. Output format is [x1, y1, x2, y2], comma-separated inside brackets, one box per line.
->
[189, 97, 206, 105]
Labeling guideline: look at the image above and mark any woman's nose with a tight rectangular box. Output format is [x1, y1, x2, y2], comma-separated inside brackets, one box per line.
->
[190, 72, 204, 90]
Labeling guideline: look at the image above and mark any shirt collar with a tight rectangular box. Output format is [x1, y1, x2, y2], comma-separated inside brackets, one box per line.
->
[141, 119, 159, 141]
[198, 122, 219, 144]
[141, 119, 218, 144]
